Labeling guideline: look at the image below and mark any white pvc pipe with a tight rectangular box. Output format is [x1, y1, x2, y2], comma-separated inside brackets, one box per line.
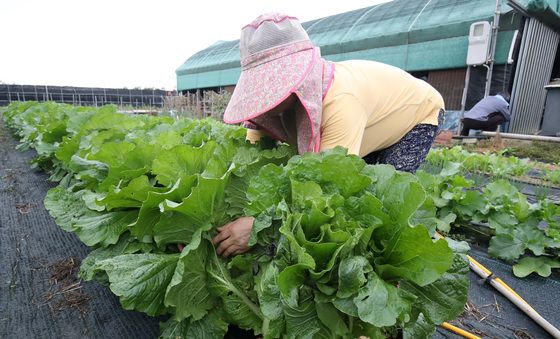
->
[435, 233, 560, 338]
[468, 260, 560, 338]
[481, 131, 560, 142]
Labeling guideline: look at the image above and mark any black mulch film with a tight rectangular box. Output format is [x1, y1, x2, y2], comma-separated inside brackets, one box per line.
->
[1, 121, 559, 339]
[0, 122, 161, 339]
[435, 245, 560, 339]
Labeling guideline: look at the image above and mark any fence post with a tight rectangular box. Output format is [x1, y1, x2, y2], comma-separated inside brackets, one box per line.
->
[196, 90, 200, 118]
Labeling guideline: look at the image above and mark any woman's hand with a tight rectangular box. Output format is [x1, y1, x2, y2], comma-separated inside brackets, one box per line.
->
[212, 216, 255, 257]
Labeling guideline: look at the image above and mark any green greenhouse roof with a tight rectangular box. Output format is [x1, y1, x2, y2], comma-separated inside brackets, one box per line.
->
[176, 0, 560, 91]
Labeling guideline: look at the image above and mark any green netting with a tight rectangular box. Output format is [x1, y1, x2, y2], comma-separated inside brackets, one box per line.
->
[176, 0, 559, 91]
[318, 30, 515, 71]
[526, 0, 560, 30]
[177, 67, 241, 92]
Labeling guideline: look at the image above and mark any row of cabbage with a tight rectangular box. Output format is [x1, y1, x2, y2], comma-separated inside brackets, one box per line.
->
[5, 102, 558, 338]
[3, 102, 471, 339]
[426, 146, 560, 184]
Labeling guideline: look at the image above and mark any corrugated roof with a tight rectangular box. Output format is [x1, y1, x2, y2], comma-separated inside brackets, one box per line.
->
[176, 0, 559, 91]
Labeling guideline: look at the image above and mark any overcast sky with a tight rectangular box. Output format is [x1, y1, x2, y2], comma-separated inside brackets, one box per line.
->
[0, 0, 390, 90]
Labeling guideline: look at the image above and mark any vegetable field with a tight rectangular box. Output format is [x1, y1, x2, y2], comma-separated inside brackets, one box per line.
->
[1, 102, 559, 338]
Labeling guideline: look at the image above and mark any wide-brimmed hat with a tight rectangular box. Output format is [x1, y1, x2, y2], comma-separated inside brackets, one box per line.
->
[224, 14, 317, 124]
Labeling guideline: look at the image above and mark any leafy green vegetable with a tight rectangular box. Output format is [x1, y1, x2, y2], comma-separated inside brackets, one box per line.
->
[3, 102, 470, 338]
[94, 253, 179, 316]
[243, 149, 466, 337]
[159, 311, 229, 339]
[512, 256, 560, 278]
[44, 186, 137, 247]
[417, 156, 560, 278]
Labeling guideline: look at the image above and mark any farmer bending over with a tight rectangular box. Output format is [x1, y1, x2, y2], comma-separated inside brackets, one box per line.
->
[212, 13, 445, 257]
[460, 92, 511, 136]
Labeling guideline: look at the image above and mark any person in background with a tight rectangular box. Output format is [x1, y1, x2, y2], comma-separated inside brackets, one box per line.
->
[211, 12, 445, 258]
[460, 92, 511, 136]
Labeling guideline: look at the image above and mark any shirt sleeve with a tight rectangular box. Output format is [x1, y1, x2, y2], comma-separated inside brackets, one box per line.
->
[500, 105, 511, 121]
[320, 94, 367, 156]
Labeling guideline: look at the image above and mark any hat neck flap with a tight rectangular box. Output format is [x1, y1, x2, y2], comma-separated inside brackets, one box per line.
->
[250, 48, 334, 154]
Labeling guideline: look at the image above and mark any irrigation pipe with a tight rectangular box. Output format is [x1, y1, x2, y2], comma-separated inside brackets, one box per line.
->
[467, 255, 560, 338]
[441, 322, 481, 339]
[435, 233, 560, 338]
[480, 131, 560, 142]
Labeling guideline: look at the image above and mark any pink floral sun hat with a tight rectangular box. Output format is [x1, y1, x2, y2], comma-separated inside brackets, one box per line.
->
[223, 13, 334, 154]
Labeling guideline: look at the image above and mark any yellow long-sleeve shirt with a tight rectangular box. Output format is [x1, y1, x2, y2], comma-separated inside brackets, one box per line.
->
[247, 60, 444, 157]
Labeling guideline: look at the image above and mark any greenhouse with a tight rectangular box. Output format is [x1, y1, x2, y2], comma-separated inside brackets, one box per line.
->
[176, 0, 560, 134]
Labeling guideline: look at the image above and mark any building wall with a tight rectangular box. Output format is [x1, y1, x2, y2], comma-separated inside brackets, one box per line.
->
[510, 18, 560, 134]
[427, 68, 467, 110]
[223, 86, 235, 93]
[190, 70, 470, 112]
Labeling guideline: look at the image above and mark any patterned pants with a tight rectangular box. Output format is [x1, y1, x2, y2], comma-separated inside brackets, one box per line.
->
[362, 109, 444, 173]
